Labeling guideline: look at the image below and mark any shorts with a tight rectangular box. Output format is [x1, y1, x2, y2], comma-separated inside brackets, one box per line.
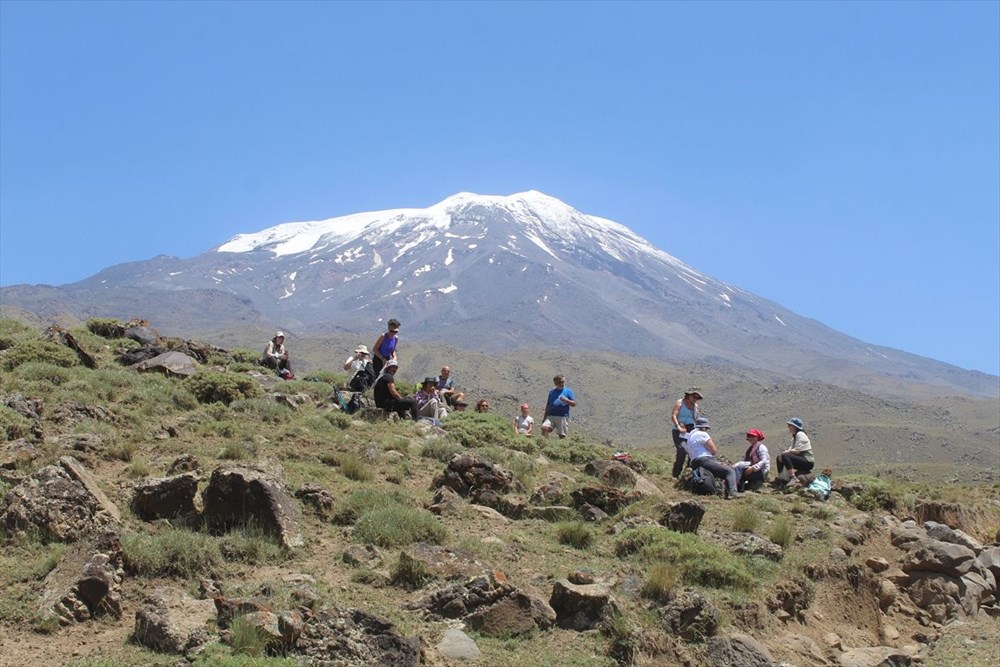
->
[542, 415, 569, 437]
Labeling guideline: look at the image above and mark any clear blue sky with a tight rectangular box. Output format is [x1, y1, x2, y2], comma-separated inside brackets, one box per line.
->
[1, 1, 998, 375]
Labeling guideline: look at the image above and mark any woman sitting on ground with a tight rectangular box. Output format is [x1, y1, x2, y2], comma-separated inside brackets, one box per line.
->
[413, 377, 447, 420]
[734, 428, 769, 492]
[775, 417, 814, 486]
[372, 359, 417, 421]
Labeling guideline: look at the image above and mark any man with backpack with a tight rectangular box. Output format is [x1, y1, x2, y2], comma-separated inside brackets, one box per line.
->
[343, 344, 376, 391]
[682, 418, 741, 499]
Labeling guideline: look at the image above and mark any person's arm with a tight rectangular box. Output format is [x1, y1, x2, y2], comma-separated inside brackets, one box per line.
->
[343, 355, 355, 372]
[705, 437, 718, 456]
[372, 334, 386, 362]
[560, 390, 576, 407]
[513, 417, 520, 434]
[387, 380, 402, 400]
[787, 433, 809, 454]
[671, 400, 684, 431]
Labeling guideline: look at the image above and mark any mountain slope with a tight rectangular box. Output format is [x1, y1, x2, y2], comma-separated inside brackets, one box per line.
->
[1, 191, 996, 398]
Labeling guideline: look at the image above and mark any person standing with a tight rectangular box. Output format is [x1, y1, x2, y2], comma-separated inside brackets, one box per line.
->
[261, 331, 292, 377]
[513, 402, 534, 436]
[670, 388, 703, 478]
[372, 359, 417, 420]
[371, 319, 401, 375]
[541, 374, 576, 438]
[683, 418, 741, 499]
[734, 428, 770, 492]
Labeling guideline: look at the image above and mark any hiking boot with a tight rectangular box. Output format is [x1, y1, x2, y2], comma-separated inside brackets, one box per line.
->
[726, 492, 744, 500]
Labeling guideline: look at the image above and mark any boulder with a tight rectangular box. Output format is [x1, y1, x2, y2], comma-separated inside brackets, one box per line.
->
[660, 588, 721, 641]
[838, 646, 913, 667]
[779, 633, 828, 665]
[132, 473, 199, 520]
[124, 325, 162, 347]
[38, 525, 124, 626]
[658, 500, 705, 534]
[705, 633, 775, 667]
[466, 591, 557, 637]
[584, 460, 638, 488]
[866, 557, 891, 573]
[432, 452, 523, 497]
[133, 351, 199, 377]
[471, 488, 529, 519]
[570, 485, 639, 515]
[0, 438, 43, 470]
[342, 544, 382, 568]
[132, 587, 216, 654]
[549, 579, 620, 631]
[295, 605, 420, 667]
[632, 473, 663, 497]
[976, 546, 1000, 583]
[0, 456, 121, 542]
[923, 521, 983, 552]
[902, 538, 977, 576]
[890, 521, 926, 549]
[427, 485, 464, 516]
[437, 628, 481, 661]
[396, 543, 489, 581]
[906, 571, 964, 623]
[530, 473, 574, 506]
[201, 465, 303, 549]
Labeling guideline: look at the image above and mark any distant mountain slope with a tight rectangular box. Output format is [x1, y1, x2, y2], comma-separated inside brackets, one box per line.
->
[2, 191, 996, 398]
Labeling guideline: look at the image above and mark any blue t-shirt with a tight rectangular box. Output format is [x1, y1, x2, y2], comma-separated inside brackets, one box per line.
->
[547, 386, 574, 417]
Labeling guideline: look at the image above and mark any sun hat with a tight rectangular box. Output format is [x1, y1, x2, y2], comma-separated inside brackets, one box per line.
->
[694, 417, 710, 429]
[384, 358, 399, 368]
[275, 331, 284, 338]
[685, 388, 704, 399]
[746, 428, 766, 440]
[786, 417, 804, 430]
[455, 400, 468, 406]
[422, 377, 438, 386]
[354, 344, 369, 354]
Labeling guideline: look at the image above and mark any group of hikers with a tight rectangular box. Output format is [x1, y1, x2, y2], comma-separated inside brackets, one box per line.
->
[262, 328, 829, 497]
[671, 388, 831, 500]
[260, 319, 578, 439]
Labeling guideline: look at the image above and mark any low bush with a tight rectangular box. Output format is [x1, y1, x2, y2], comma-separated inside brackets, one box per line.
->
[333, 488, 411, 525]
[441, 412, 520, 449]
[541, 436, 614, 464]
[220, 441, 255, 461]
[0, 318, 36, 351]
[0, 339, 79, 371]
[391, 552, 432, 590]
[0, 406, 33, 441]
[86, 318, 126, 339]
[769, 516, 795, 548]
[614, 526, 756, 590]
[122, 525, 284, 578]
[9, 361, 75, 386]
[185, 370, 263, 405]
[556, 521, 594, 549]
[353, 506, 447, 547]
[228, 614, 271, 657]
[731, 505, 761, 533]
[849, 478, 903, 513]
[420, 439, 463, 462]
[339, 454, 374, 482]
[124, 460, 152, 478]
[230, 398, 292, 423]
[640, 562, 678, 603]
[323, 411, 353, 430]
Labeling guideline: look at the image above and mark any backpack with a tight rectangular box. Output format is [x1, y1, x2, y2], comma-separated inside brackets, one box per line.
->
[349, 362, 376, 392]
[346, 393, 364, 415]
[806, 474, 832, 500]
[690, 467, 717, 496]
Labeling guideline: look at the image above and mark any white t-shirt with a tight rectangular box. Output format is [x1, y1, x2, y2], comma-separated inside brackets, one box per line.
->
[683, 429, 713, 461]
[345, 356, 367, 373]
[515, 415, 534, 434]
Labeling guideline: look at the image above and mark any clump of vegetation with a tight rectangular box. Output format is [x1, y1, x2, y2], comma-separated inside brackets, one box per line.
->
[323, 411, 353, 430]
[541, 436, 614, 464]
[441, 412, 520, 449]
[614, 526, 757, 590]
[124, 460, 152, 479]
[185, 370, 263, 405]
[220, 441, 256, 461]
[230, 398, 292, 423]
[353, 506, 447, 547]
[0, 339, 79, 371]
[333, 488, 412, 525]
[339, 454, 374, 482]
[640, 563, 678, 603]
[228, 614, 272, 657]
[849, 478, 903, 512]
[731, 505, 761, 533]
[769, 516, 795, 548]
[0, 318, 36, 351]
[556, 521, 595, 549]
[391, 552, 432, 590]
[86, 318, 127, 339]
[121, 525, 283, 578]
[420, 439, 463, 462]
[109, 440, 137, 462]
[0, 406, 33, 441]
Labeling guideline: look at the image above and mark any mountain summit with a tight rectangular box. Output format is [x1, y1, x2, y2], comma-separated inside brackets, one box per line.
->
[2, 191, 995, 397]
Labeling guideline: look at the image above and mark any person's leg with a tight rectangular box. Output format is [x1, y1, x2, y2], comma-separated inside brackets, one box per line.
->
[555, 416, 569, 439]
[671, 428, 687, 478]
[699, 459, 739, 497]
[261, 356, 278, 370]
[733, 461, 750, 491]
[417, 399, 438, 418]
[742, 469, 766, 491]
[541, 419, 552, 437]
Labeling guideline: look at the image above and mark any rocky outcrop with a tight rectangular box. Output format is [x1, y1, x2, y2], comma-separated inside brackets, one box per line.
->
[412, 573, 555, 637]
[132, 473, 199, 520]
[296, 606, 420, 667]
[132, 587, 216, 655]
[201, 465, 303, 549]
[549, 579, 620, 631]
[659, 500, 705, 534]
[584, 459, 638, 488]
[1, 456, 120, 542]
[431, 452, 524, 497]
[38, 526, 124, 626]
[396, 543, 490, 581]
[661, 589, 721, 641]
[704, 633, 774, 667]
[570, 485, 640, 515]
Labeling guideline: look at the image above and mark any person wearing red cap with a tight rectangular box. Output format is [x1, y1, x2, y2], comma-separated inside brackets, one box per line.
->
[734, 429, 770, 492]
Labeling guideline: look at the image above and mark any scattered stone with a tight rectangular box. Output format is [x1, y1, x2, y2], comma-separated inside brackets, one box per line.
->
[471, 489, 528, 519]
[201, 465, 303, 549]
[0, 438, 43, 470]
[579, 503, 610, 523]
[437, 629, 481, 661]
[569, 570, 595, 585]
[294, 483, 334, 518]
[830, 547, 849, 561]
[890, 521, 926, 549]
[411, 574, 555, 637]
[167, 454, 200, 475]
[570, 485, 639, 515]
[877, 579, 898, 611]
[882, 624, 900, 641]
[296, 605, 420, 666]
[768, 580, 814, 621]
[584, 459, 638, 488]
[38, 526, 124, 626]
[342, 544, 382, 567]
[660, 588, 720, 641]
[632, 473, 663, 497]
[549, 579, 620, 631]
[431, 452, 524, 497]
[530, 478, 568, 506]
[133, 351, 200, 377]
[658, 500, 705, 534]
[468, 503, 511, 524]
[50, 401, 119, 426]
[132, 587, 216, 654]
[49, 433, 104, 455]
[132, 473, 199, 520]
[396, 543, 489, 581]
[708, 532, 783, 562]
[866, 557, 890, 573]
[705, 633, 775, 667]
[837, 646, 913, 667]
[427, 485, 464, 516]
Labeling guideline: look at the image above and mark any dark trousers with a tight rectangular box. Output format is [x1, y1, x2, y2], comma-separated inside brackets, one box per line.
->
[691, 457, 738, 495]
[671, 425, 694, 478]
[261, 356, 291, 372]
[382, 397, 417, 421]
[738, 468, 767, 492]
[776, 453, 814, 476]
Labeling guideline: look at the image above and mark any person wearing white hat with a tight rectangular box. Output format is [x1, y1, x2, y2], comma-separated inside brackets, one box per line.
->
[373, 358, 417, 420]
[344, 344, 375, 391]
[682, 418, 741, 499]
[261, 331, 292, 377]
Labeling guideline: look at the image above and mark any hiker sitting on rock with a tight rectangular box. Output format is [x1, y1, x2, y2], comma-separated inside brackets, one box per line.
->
[682, 418, 741, 499]
[774, 417, 815, 487]
[344, 344, 376, 391]
[261, 331, 292, 377]
[414, 377, 448, 420]
[733, 428, 770, 492]
[373, 358, 417, 420]
[436, 366, 465, 407]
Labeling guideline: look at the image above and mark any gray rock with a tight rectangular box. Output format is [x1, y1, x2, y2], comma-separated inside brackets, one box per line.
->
[838, 646, 913, 667]
[708, 532, 783, 562]
[431, 452, 524, 497]
[396, 543, 488, 581]
[830, 547, 849, 561]
[133, 351, 199, 377]
[571, 485, 639, 515]
[890, 521, 926, 548]
[877, 579, 898, 611]
[132, 473, 199, 520]
[124, 325, 161, 347]
[923, 521, 983, 552]
[427, 485, 465, 516]
[705, 633, 775, 667]
[201, 465, 303, 549]
[132, 587, 216, 654]
[906, 571, 964, 623]
[658, 500, 705, 534]
[584, 459, 638, 488]
[38, 526, 124, 626]
[780, 633, 828, 664]
[976, 546, 1000, 584]
[466, 590, 557, 637]
[342, 544, 382, 567]
[294, 483, 334, 517]
[295, 605, 421, 667]
[550, 579, 620, 631]
[866, 557, 891, 573]
[902, 538, 976, 576]
[437, 629, 481, 660]
[660, 588, 720, 640]
[167, 453, 200, 474]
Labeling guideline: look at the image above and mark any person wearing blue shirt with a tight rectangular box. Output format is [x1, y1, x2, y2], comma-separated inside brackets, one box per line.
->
[541, 374, 576, 439]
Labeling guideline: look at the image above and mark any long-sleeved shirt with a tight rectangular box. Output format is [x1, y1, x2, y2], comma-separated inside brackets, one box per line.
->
[784, 431, 814, 462]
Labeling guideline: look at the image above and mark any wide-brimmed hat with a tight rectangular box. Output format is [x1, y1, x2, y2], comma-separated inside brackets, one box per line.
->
[786, 417, 804, 430]
[746, 428, 766, 440]
[685, 388, 704, 399]
[275, 331, 285, 338]
[354, 345, 369, 354]
[422, 377, 438, 386]
[694, 417, 710, 429]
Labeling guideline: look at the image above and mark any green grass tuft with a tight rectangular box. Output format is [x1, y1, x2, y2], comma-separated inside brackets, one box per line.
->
[353, 506, 447, 547]
[769, 516, 795, 547]
[555, 521, 595, 549]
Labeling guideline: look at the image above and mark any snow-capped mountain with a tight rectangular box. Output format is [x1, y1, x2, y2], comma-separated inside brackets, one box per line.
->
[2, 191, 995, 397]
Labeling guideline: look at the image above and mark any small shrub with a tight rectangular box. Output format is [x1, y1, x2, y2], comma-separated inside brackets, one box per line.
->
[808, 505, 836, 521]
[301, 370, 345, 385]
[0, 406, 33, 441]
[122, 528, 222, 577]
[769, 516, 795, 548]
[614, 526, 756, 590]
[731, 505, 761, 533]
[339, 454, 374, 482]
[640, 562, 678, 602]
[10, 361, 75, 386]
[420, 439, 463, 462]
[324, 411, 353, 430]
[556, 521, 594, 550]
[85, 318, 126, 339]
[186, 370, 263, 405]
[0, 318, 36, 351]
[229, 613, 270, 657]
[850, 479, 902, 513]
[390, 552, 432, 590]
[218, 523, 285, 565]
[220, 441, 255, 461]
[230, 398, 292, 423]
[109, 440, 137, 462]
[272, 379, 333, 400]
[124, 460, 152, 478]
[0, 339, 79, 371]
[541, 436, 614, 464]
[441, 412, 520, 449]
[230, 348, 262, 364]
[353, 506, 447, 547]
[350, 569, 388, 587]
[751, 496, 783, 514]
[333, 488, 410, 525]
